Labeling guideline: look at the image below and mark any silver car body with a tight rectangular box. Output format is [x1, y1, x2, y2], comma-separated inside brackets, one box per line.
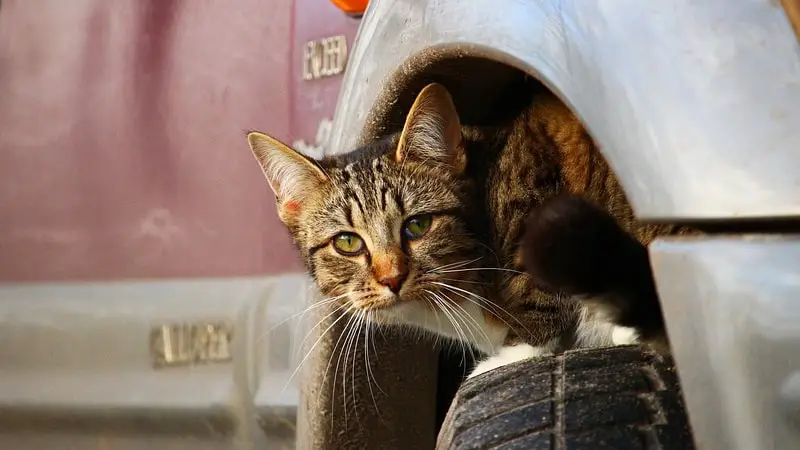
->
[327, 0, 800, 448]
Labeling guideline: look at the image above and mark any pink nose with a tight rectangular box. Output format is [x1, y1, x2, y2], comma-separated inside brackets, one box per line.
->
[377, 272, 407, 294]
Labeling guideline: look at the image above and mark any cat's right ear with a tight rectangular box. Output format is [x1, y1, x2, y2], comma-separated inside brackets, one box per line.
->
[396, 83, 466, 174]
[247, 131, 329, 225]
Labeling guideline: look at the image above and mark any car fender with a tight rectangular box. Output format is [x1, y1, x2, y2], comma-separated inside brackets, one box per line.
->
[330, 0, 800, 220]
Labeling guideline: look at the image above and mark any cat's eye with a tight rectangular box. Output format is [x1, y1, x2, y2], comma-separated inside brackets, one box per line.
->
[332, 232, 365, 256]
[403, 214, 433, 239]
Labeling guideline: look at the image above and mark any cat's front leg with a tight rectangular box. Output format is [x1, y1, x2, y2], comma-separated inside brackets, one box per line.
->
[468, 342, 554, 379]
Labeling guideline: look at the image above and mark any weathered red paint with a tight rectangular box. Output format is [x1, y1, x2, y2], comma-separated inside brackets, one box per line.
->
[0, 0, 360, 282]
[0, 0, 358, 282]
[291, 0, 361, 157]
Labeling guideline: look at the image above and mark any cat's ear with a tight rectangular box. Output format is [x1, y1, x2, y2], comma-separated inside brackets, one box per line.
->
[396, 83, 466, 173]
[247, 131, 329, 225]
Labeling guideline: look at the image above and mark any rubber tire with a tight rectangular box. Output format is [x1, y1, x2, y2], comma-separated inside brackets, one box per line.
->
[436, 345, 695, 450]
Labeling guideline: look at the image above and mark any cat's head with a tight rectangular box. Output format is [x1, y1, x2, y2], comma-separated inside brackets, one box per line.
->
[247, 84, 490, 330]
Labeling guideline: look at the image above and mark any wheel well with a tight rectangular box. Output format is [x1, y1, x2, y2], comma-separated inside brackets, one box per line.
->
[359, 47, 566, 142]
[354, 48, 800, 232]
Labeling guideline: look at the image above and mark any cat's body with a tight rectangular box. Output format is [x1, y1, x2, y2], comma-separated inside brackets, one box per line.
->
[247, 83, 693, 378]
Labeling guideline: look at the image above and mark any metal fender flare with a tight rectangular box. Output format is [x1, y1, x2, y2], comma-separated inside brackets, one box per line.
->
[329, 0, 800, 221]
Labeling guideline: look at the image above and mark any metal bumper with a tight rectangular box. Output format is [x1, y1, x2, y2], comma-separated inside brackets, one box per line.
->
[0, 275, 311, 449]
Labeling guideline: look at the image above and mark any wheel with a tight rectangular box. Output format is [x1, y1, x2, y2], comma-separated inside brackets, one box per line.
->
[436, 345, 695, 450]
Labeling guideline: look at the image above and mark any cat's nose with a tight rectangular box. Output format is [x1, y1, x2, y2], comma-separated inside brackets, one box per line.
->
[372, 249, 409, 294]
[377, 272, 407, 294]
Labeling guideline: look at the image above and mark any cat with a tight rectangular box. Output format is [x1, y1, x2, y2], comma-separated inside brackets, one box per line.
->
[521, 194, 675, 356]
[246, 82, 693, 378]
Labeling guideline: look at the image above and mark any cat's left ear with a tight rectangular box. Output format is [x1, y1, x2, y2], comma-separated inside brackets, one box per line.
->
[247, 131, 329, 226]
[396, 83, 466, 174]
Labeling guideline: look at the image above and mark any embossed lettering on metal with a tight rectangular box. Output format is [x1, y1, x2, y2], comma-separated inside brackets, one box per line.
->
[150, 322, 233, 368]
[302, 35, 348, 80]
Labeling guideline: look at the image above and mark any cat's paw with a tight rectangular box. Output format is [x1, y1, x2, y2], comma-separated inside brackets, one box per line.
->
[521, 194, 646, 297]
[611, 326, 639, 346]
[468, 343, 552, 379]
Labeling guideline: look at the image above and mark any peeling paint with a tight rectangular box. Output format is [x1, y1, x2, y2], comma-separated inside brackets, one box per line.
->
[135, 208, 182, 243]
[292, 117, 333, 159]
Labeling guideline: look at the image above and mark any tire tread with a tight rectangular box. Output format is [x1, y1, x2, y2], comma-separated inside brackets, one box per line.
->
[436, 346, 695, 450]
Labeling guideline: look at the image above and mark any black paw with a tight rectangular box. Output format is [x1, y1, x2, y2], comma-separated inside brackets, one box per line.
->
[521, 195, 647, 296]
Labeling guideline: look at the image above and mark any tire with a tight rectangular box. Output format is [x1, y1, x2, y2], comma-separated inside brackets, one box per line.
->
[436, 345, 695, 450]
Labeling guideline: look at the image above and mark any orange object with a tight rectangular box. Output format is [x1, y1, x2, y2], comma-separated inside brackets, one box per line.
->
[330, 0, 369, 16]
[781, 0, 800, 41]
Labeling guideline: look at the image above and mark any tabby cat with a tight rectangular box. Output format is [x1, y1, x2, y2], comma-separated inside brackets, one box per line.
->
[247, 83, 690, 378]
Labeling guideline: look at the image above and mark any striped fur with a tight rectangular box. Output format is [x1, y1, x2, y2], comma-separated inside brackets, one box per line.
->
[247, 83, 695, 367]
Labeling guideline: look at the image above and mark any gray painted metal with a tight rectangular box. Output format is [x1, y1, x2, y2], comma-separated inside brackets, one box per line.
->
[652, 236, 800, 450]
[328, 0, 800, 447]
[332, 0, 800, 220]
[0, 275, 311, 449]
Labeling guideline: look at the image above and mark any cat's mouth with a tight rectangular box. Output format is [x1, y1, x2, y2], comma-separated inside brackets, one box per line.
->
[362, 302, 403, 325]
[351, 292, 424, 323]
[350, 294, 399, 312]
[360, 300, 396, 311]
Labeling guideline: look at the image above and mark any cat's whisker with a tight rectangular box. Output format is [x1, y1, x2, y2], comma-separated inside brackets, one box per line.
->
[284, 292, 349, 327]
[433, 291, 484, 362]
[289, 291, 361, 348]
[283, 303, 355, 395]
[368, 313, 386, 363]
[348, 310, 366, 425]
[434, 267, 525, 275]
[337, 311, 357, 426]
[366, 312, 387, 395]
[363, 312, 387, 422]
[432, 281, 534, 338]
[430, 290, 479, 355]
[433, 281, 511, 326]
[263, 292, 348, 344]
[439, 277, 489, 286]
[425, 289, 471, 366]
[349, 312, 366, 426]
[292, 301, 350, 360]
[357, 312, 369, 424]
[434, 281, 526, 334]
[353, 312, 370, 423]
[318, 313, 351, 405]
[437, 289, 495, 353]
[423, 291, 458, 359]
[425, 296, 444, 349]
[319, 309, 358, 428]
[427, 256, 484, 274]
[476, 242, 501, 266]
[357, 312, 372, 420]
[339, 309, 361, 426]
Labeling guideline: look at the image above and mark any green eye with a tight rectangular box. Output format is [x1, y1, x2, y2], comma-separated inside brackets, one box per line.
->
[332, 233, 365, 255]
[403, 214, 433, 239]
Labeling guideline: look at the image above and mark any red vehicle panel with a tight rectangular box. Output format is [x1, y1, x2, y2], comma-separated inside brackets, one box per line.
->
[291, 0, 361, 162]
[0, 1, 362, 447]
[0, 0, 301, 282]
